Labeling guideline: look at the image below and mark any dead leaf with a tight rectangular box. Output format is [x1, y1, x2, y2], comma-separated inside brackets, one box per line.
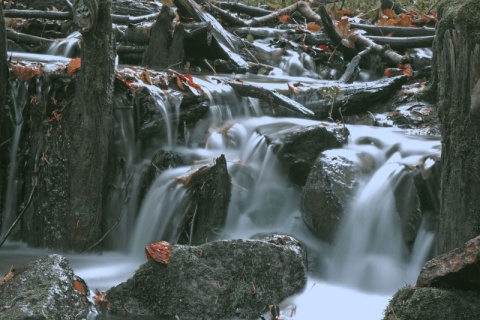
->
[0, 266, 14, 287]
[287, 83, 300, 95]
[145, 241, 172, 264]
[67, 58, 81, 75]
[306, 22, 321, 32]
[11, 64, 43, 81]
[94, 289, 112, 312]
[139, 68, 152, 85]
[279, 15, 290, 24]
[336, 17, 353, 38]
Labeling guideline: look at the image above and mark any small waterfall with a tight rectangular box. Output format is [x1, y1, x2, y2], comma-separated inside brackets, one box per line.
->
[1, 79, 29, 235]
[46, 32, 81, 57]
[326, 127, 441, 293]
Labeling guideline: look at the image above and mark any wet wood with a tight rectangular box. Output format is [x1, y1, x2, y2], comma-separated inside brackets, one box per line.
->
[6, 29, 55, 46]
[4, 9, 159, 24]
[365, 35, 434, 49]
[174, 0, 249, 72]
[350, 24, 435, 37]
[223, 79, 315, 118]
[142, 5, 185, 69]
[0, 3, 9, 235]
[216, 2, 273, 17]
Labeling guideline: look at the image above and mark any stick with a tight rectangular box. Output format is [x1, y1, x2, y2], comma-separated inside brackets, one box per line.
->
[0, 184, 37, 248]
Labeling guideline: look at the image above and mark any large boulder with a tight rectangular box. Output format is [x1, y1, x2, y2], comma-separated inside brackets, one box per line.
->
[266, 123, 349, 186]
[416, 235, 480, 290]
[384, 286, 480, 320]
[0, 254, 90, 320]
[301, 149, 361, 242]
[107, 239, 307, 319]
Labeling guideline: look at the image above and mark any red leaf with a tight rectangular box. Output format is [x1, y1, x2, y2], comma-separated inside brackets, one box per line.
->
[67, 58, 81, 75]
[11, 64, 43, 81]
[279, 15, 290, 23]
[145, 241, 172, 265]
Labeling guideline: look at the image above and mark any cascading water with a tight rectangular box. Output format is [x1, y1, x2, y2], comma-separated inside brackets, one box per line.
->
[1, 45, 442, 319]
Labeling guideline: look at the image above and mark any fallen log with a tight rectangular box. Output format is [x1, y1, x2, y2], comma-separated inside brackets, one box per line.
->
[4, 9, 159, 24]
[221, 78, 315, 118]
[365, 35, 434, 49]
[216, 2, 273, 17]
[349, 23, 435, 37]
[6, 29, 55, 46]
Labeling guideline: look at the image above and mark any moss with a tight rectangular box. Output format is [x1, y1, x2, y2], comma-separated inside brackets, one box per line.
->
[384, 286, 480, 320]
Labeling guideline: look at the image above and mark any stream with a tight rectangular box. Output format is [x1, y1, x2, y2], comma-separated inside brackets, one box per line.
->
[0, 40, 440, 319]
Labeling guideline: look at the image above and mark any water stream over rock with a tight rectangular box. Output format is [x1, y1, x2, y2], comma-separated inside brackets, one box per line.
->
[1, 47, 441, 319]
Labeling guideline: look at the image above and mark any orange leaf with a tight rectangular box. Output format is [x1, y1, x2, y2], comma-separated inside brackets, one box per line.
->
[0, 266, 15, 287]
[11, 64, 43, 81]
[306, 22, 321, 32]
[74, 279, 86, 295]
[399, 63, 413, 77]
[183, 74, 202, 90]
[67, 58, 81, 75]
[279, 15, 290, 23]
[139, 69, 152, 85]
[336, 17, 352, 38]
[145, 241, 172, 264]
[287, 83, 300, 96]
[94, 289, 112, 313]
[382, 8, 397, 19]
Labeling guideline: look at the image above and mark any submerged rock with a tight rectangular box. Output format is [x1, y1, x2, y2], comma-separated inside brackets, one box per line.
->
[384, 286, 480, 320]
[301, 149, 361, 242]
[106, 239, 307, 319]
[0, 254, 90, 320]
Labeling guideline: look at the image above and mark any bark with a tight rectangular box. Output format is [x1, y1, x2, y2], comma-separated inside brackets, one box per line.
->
[6, 29, 56, 46]
[174, 0, 248, 72]
[349, 23, 435, 37]
[0, 3, 8, 232]
[435, 0, 480, 253]
[63, 0, 116, 251]
[142, 5, 185, 69]
[4, 9, 159, 24]
[180, 155, 231, 245]
[223, 79, 315, 118]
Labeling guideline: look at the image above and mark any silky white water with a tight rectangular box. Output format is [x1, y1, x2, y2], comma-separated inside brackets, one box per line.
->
[0, 61, 441, 319]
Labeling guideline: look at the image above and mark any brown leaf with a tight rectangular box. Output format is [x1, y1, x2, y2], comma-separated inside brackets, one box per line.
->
[139, 68, 152, 85]
[67, 58, 81, 75]
[12, 64, 43, 81]
[279, 15, 290, 24]
[94, 289, 112, 312]
[336, 17, 353, 38]
[145, 241, 172, 264]
[306, 22, 321, 32]
[0, 266, 15, 287]
[287, 83, 300, 95]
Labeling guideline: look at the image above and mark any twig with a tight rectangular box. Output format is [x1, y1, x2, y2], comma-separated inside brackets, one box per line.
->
[82, 174, 133, 253]
[0, 137, 12, 148]
[0, 183, 37, 248]
[427, 0, 443, 14]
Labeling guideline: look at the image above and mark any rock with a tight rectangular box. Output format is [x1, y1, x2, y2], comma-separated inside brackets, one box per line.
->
[179, 154, 231, 245]
[384, 286, 480, 320]
[416, 235, 480, 290]
[267, 123, 349, 186]
[301, 149, 361, 242]
[0, 254, 90, 320]
[106, 239, 307, 319]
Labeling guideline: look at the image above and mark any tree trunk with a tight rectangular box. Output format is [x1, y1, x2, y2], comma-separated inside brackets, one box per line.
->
[0, 3, 7, 232]
[435, 0, 480, 252]
[39, 0, 115, 251]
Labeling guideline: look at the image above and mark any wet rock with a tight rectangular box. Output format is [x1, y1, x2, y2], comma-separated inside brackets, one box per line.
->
[179, 154, 231, 245]
[141, 149, 185, 197]
[301, 149, 361, 242]
[416, 235, 480, 290]
[384, 286, 480, 320]
[106, 239, 307, 319]
[250, 233, 308, 267]
[267, 123, 349, 186]
[0, 254, 90, 320]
